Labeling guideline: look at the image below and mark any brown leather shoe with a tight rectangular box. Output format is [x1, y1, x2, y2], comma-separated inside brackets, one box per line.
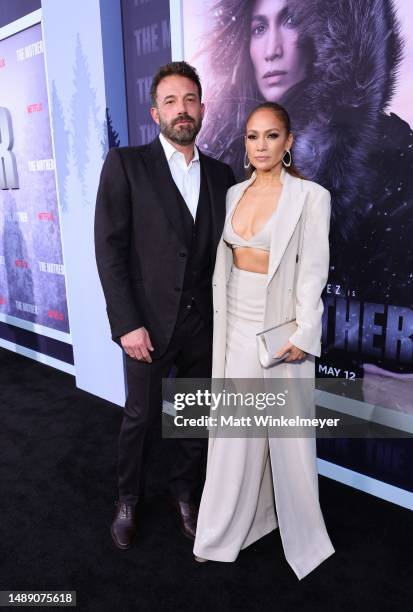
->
[170, 498, 198, 540]
[110, 502, 137, 550]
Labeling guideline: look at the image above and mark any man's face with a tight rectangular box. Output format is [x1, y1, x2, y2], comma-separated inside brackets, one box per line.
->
[150, 75, 204, 145]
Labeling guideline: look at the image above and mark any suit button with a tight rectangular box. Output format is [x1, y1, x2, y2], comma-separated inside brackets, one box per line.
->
[179, 252, 186, 257]
[174, 287, 181, 292]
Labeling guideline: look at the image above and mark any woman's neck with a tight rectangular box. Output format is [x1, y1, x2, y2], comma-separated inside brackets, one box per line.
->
[254, 164, 283, 188]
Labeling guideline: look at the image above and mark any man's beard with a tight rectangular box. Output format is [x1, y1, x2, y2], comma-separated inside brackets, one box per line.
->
[159, 113, 202, 145]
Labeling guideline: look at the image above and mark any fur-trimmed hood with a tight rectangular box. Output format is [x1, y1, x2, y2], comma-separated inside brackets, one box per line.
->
[210, 0, 405, 240]
[287, 0, 403, 239]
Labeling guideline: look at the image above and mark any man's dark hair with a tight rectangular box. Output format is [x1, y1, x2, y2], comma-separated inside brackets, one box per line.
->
[150, 61, 202, 107]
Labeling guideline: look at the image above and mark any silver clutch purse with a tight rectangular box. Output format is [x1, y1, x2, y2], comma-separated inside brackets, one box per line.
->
[256, 319, 297, 368]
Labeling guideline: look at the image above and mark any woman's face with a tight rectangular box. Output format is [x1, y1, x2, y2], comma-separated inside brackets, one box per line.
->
[249, 0, 306, 102]
[245, 108, 293, 172]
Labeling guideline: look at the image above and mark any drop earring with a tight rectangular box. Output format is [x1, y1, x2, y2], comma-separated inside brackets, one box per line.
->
[282, 149, 292, 167]
[244, 151, 251, 169]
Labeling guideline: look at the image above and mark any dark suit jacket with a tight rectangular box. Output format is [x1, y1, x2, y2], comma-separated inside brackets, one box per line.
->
[94, 136, 235, 358]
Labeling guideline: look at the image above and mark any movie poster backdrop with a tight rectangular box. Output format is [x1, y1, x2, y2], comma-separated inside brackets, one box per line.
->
[119, 0, 413, 494]
[121, 0, 171, 145]
[181, 0, 413, 415]
[0, 22, 69, 333]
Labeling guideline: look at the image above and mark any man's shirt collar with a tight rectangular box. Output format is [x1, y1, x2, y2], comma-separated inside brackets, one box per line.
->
[159, 132, 199, 165]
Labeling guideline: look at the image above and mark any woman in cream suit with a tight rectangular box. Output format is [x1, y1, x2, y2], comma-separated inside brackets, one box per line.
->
[193, 102, 335, 580]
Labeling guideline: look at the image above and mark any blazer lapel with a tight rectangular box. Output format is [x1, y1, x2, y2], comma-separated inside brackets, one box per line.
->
[216, 170, 305, 286]
[224, 172, 257, 222]
[144, 137, 188, 246]
[221, 172, 257, 283]
[266, 170, 305, 287]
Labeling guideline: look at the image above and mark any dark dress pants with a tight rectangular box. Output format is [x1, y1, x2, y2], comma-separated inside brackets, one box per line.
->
[117, 303, 212, 505]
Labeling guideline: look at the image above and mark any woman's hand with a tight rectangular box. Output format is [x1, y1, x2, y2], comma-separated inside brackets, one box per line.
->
[274, 341, 307, 363]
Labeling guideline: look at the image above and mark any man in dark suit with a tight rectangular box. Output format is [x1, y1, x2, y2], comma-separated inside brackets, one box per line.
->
[94, 61, 235, 549]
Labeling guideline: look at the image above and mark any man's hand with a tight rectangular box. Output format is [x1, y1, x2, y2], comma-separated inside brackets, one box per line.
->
[120, 327, 154, 362]
[274, 341, 307, 363]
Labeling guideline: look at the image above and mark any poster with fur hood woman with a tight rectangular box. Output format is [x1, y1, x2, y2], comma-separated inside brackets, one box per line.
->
[180, 0, 413, 412]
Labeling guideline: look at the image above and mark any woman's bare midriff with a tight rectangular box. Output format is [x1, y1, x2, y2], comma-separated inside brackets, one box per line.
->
[232, 246, 269, 274]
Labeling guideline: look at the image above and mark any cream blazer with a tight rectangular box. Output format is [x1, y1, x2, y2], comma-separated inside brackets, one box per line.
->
[211, 167, 331, 380]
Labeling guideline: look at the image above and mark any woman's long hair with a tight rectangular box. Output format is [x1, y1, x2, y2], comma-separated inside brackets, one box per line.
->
[197, 0, 260, 156]
[244, 102, 305, 179]
[196, 0, 314, 167]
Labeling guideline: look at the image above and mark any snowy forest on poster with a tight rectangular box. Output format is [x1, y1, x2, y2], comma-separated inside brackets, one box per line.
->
[0, 23, 69, 333]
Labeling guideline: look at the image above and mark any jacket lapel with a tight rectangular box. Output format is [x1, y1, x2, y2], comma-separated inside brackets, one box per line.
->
[266, 170, 305, 287]
[222, 170, 305, 287]
[144, 137, 188, 246]
[219, 173, 257, 283]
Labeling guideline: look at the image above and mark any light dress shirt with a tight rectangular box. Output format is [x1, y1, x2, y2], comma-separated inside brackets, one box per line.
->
[159, 132, 201, 220]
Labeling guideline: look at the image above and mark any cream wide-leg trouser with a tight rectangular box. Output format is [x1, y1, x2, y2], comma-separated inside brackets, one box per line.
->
[193, 265, 335, 580]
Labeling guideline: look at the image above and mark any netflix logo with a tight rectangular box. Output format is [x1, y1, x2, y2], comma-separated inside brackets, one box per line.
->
[27, 103, 43, 114]
[48, 310, 64, 321]
[38, 212, 54, 221]
[15, 259, 29, 268]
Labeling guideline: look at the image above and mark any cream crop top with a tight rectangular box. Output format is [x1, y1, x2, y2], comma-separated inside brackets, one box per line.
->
[223, 207, 276, 252]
